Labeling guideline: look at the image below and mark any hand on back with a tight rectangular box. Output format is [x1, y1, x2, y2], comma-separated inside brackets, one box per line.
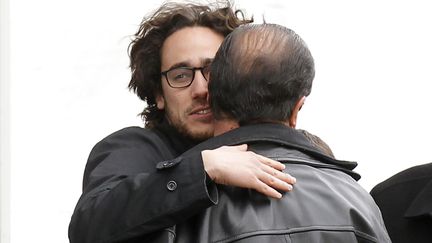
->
[202, 144, 296, 199]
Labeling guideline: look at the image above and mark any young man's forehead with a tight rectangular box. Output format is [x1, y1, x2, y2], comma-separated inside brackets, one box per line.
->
[160, 26, 224, 68]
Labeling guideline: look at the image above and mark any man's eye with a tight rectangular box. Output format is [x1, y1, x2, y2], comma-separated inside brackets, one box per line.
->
[171, 70, 192, 81]
[174, 73, 187, 80]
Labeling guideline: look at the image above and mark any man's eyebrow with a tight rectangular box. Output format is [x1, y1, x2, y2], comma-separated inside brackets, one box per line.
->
[167, 61, 190, 70]
[167, 58, 214, 70]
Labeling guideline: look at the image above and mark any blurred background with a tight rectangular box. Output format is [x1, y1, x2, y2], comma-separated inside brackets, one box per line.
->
[1, 0, 431, 242]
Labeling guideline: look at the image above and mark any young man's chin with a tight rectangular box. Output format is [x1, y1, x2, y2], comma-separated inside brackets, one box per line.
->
[170, 119, 213, 142]
[187, 127, 214, 142]
[186, 115, 214, 140]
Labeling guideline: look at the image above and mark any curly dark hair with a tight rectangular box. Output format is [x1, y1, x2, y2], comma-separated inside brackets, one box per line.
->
[128, 1, 253, 128]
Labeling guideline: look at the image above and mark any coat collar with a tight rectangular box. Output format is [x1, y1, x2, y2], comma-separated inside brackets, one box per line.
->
[404, 178, 432, 219]
[186, 123, 360, 180]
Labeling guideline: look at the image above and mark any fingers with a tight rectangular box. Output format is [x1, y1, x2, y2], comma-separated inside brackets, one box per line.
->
[261, 164, 296, 185]
[255, 180, 283, 199]
[203, 144, 297, 199]
[254, 153, 296, 195]
[254, 153, 296, 185]
[255, 153, 285, 171]
[257, 169, 294, 193]
[227, 144, 248, 151]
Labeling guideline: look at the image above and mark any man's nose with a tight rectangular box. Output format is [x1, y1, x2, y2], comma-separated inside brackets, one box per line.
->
[190, 71, 208, 99]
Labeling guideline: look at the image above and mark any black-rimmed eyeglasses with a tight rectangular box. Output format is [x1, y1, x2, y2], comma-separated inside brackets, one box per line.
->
[161, 65, 211, 88]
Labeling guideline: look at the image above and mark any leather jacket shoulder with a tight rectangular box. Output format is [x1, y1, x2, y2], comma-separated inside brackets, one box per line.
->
[176, 124, 390, 243]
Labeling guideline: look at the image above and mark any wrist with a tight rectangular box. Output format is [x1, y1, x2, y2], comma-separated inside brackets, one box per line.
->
[201, 150, 216, 180]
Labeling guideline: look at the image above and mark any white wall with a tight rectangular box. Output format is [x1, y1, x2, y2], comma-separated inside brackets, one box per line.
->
[1, 0, 11, 241]
[5, 0, 432, 242]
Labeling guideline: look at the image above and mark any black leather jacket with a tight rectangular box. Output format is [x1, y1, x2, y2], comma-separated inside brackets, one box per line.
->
[174, 124, 391, 243]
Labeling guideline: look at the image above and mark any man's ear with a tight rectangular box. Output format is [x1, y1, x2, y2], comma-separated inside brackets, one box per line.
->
[155, 94, 165, 110]
[289, 96, 306, 128]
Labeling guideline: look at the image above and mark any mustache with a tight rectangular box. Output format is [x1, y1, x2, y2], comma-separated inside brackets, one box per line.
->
[184, 99, 209, 114]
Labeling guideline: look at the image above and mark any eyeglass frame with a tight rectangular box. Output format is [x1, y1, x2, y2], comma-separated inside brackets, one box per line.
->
[160, 65, 211, 88]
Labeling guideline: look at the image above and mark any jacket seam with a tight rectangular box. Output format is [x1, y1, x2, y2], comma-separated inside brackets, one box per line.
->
[214, 225, 379, 243]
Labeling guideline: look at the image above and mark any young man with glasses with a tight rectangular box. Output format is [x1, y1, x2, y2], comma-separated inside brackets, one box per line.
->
[69, 2, 296, 243]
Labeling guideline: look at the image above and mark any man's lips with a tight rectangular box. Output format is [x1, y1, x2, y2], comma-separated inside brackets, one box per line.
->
[189, 107, 212, 116]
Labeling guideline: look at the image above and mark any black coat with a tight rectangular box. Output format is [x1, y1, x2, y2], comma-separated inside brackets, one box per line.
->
[371, 163, 432, 243]
[68, 120, 217, 243]
[174, 123, 391, 243]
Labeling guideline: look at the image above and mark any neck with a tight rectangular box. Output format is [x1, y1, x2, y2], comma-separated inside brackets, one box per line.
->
[213, 119, 239, 136]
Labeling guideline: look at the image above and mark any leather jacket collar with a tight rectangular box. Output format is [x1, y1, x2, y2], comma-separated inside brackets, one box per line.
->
[186, 123, 360, 180]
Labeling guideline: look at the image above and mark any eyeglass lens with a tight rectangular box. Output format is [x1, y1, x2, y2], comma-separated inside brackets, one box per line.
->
[167, 66, 210, 87]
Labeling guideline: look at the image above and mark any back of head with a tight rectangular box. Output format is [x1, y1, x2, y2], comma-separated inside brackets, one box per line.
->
[210, 23, 314, 125]
[298, 129, 335, 158]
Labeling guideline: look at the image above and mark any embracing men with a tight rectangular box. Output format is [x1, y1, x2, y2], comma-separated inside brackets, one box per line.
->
[69, 1, 390, 242]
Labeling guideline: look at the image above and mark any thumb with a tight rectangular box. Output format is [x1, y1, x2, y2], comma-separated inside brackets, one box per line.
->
[231, 144, 248, 151]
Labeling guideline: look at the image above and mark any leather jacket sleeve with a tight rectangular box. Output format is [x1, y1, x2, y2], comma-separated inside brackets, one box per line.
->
[68, 127, 218, 243]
